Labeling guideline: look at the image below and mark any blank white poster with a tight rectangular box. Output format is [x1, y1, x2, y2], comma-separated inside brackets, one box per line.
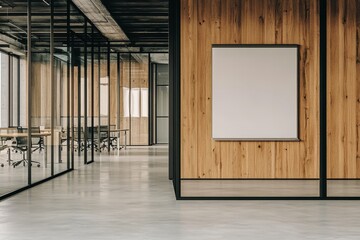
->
[212, 46, 299, 140]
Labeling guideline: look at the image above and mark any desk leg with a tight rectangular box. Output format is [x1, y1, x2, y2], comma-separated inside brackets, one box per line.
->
[8, 147, 11, 166]
[44, 136, 48, 168]
[117, 132, 120, 152]
[124, 131, 127, 150]
[58, 134, 62, 163]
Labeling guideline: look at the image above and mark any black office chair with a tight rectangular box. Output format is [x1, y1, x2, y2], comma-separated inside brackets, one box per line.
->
[0, 127, 17, 167]
[109, 125, 119, 150]
[98, 125, 109, 152]
[60, 128, 69, 151]
[0, 142, 8, 167]
[12, 127, 41, 168]
[90, 126, 104, 152]
[85, 126, 96, 150]
[74, 127, 85, 152]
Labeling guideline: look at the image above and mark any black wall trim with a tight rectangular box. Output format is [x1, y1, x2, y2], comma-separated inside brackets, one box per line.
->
[169, 0, 181, 197]
[319, 0, 327, 199]
[181, 178, 320, 181]
[179, 197, 360, 201]
[0, 169, 73, 202]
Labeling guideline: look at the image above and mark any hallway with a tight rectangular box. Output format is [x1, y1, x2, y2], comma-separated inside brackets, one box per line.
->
[1, 146, 360, 240]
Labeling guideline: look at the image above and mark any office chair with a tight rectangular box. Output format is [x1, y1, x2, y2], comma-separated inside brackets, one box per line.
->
[74, 127, 85, 152]
[12, 127, 41, 168]
[109, 125, 119, 150]
[90, 126, 101, 152]
[31, 127, 44, 153]
[0, 127, 17, 167]
[85, 126, 97, 151]
[0, 142, 8, 167]
[98, 125, 109, 152]
[60, 128, 69, 151]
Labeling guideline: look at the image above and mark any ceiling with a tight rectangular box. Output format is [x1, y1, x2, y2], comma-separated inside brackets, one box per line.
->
[0, 0, 107, 54]
[0, 0, 168, 54]
[101, 0, 169, 51]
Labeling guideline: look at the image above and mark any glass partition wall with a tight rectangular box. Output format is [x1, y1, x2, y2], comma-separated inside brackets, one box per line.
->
[0, 51, 28, 196]
[30, 0, 52, 183]
[0, 0, 166, 200]
[0, 0, 108, 199]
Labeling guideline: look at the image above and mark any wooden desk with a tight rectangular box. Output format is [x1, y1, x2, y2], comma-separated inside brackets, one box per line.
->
[0, 132, 51, 167]
[0, 132, 51, 138]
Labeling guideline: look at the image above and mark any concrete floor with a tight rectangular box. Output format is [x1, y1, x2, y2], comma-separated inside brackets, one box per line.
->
[0, 150, 69, 196]
[1, 146, 360, 240]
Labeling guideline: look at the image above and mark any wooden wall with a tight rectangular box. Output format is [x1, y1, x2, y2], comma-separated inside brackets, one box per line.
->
[130, 56, 149, 146]
[119, 58, 131, 144]
[327, 0, 360, 178]
[31, 55, 63, 127]
[180, 0, 320, 179]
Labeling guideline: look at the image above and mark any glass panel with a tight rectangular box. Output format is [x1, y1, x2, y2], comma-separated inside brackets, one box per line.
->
[70, 13, 88, 166]
[99, 53, 109, 151]
[109, 53, 119, 151]
[86, 40, 92, 163]
[19, 59, 26, 127]
[141, 89, 148, 117]
[156, 64, 169, 85]
[131, 88, 140, 117]
[156, 86, 169, 117]
[53, 0, 70, 173]
[54, 58, 68, 173]
[130, 54, 149, 146]
[0, 53, 9, 128]
[119, 54, 131, 146]
[181, 180, 320, 197]
[0, 49, 28, 196]
[11, 57, 19, 126]
[31, 0, 52, 183]
[100, 77, 109, 116]
[156, 118, 169, 144]
[327, 180, 360, 197]
[92, 48, 100, 156]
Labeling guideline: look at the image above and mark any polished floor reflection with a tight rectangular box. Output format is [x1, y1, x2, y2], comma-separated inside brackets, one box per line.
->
[1, 146, 360, 240]
[0, 150, 68, 196]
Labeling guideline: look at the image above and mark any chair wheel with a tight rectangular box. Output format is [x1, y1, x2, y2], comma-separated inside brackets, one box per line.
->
[1, 164, 4, 167]
[37, 164, 40, 167]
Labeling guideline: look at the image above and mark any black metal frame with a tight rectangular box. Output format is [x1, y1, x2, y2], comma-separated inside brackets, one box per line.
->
[169, 0, 181, 194]
[319, 0, 327, 199]
[83, 20, 88, 164]
[170, 0, 360, 200]
[90, 26, 95, 164]
[0, 0, 74, 201]
[1, 52, 22, 127]
[154, 63, 169, 145]
[107, 42, 111, 152]
[211, 44, 300, 142]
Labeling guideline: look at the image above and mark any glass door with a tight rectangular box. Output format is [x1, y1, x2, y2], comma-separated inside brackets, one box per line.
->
[155, 64, 169, 144]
